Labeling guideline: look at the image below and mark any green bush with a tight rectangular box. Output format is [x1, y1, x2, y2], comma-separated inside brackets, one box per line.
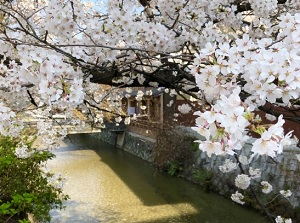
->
[192, 168, 214, 191]
[0, 136, 69, 223]
[167, 161, 183, 176]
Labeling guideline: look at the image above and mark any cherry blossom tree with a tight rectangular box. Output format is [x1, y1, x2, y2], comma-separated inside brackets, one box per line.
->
[0, 0, 300, 222]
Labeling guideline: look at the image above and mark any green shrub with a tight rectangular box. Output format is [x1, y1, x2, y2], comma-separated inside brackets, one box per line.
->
[167, 161, 183, 176]
[0, 136, 69, 223]
[192, 168, 214, 191]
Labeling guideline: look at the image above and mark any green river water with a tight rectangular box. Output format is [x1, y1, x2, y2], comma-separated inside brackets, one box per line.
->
[48, 134, 268, 223]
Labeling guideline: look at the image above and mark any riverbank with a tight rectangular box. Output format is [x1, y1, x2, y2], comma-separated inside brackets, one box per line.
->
[48, 134, 268, 223]
[91, 128, 300, 220]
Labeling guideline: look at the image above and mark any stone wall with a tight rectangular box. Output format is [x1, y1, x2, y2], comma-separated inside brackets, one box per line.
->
[90, 131, 117, 146]
[91, 130, 156, 162]
[192, 144, 300, 208]
[121, 132, 156, 162]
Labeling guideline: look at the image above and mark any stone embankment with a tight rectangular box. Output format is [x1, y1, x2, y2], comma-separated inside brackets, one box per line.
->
[91, 131, 155, 162]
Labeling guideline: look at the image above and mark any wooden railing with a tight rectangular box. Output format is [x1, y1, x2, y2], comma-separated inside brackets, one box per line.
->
[128, 119, 163, 139]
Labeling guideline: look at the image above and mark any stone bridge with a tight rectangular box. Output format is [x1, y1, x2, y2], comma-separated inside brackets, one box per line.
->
[22, 113, 127, 135]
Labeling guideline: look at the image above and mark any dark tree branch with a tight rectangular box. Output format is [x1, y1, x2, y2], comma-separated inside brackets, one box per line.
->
[235, 0, 287, 13]
[258, 105, 300, 125]
[26, 90, 38, 107]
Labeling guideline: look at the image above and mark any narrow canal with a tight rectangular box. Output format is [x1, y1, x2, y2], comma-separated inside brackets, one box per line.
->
[48, 134, 268, 223]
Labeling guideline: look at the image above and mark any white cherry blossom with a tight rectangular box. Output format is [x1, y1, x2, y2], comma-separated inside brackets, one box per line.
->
[261, 181, 273, 194]
[219, 159, 237, 173]
[178, 104, 192, 114]
[249, 167, 261, 179]
[280, 190, 292, 198]
[198, 141, 223, 158]
[231, 191, 245, 205]
[275, 216, 292, 223]
[235, 174, 251, 190]
[15, 144, 33, 159]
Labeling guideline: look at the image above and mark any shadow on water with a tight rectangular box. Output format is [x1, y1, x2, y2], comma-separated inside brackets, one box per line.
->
[57, 134, 269, 223]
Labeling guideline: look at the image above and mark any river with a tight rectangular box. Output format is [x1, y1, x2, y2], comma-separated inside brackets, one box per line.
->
[48, 134, 268, 223]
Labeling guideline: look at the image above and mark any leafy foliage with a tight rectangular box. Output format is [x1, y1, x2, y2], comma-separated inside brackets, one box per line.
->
[0, 136, 69, 223]
[167, 161, 183, 176]
[192, 168, 214, 185]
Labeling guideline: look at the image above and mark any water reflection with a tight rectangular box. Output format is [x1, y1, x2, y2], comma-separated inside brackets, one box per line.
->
[49, 134, 268, 223]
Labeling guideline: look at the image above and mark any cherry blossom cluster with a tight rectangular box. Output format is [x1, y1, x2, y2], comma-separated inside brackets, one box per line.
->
[0, 102, 23, 137]
[251, 115, 293, 158]
[275, 216, 292, 223]
[192, 31, 300, 109]
[15, 142, 33, 159]
[192, 88, 251, 157]
[249, 0, 278, 17]
[231, 191, 245, 205]
[36, 119, 68, 149]
[177, 104, 192, 114]
[0, 0, 300, 221]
